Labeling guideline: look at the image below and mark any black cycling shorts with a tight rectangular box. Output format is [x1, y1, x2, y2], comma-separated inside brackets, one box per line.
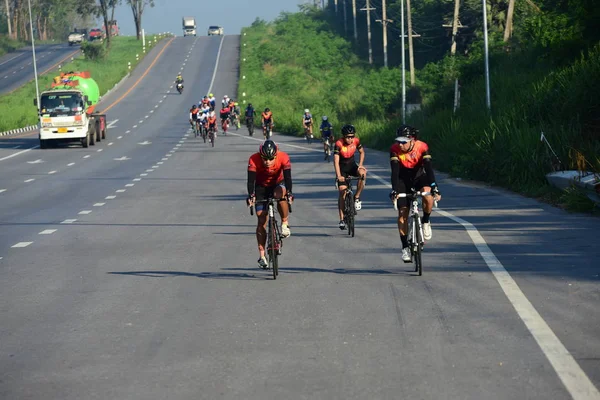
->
[395, 170, 433, 208]
[337, 162, 361, 188]
[255, 182, 285, 212]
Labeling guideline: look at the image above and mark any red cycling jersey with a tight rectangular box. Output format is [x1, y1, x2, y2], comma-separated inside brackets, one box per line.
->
[390, 140, 429, 170]
[248, 151, 291, 187]
[334, 137, 363, 164]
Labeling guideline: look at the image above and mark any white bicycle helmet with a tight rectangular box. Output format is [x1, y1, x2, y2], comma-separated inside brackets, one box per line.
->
[322, 116, 328, 121]
[304, 109, 310, 113]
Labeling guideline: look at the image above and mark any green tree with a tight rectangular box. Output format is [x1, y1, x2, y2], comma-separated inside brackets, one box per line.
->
[125, 0, 154, 40]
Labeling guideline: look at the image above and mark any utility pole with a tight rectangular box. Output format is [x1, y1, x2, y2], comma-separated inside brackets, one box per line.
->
[4, 0, 12, 39]
[401, 0, 406, 122]
[352, 0, 358, 43]
[503, 0, 516, 42]
[334, 0, 338, 14]
[406, 0, 415, 85]
[482, 0, 491, 111]
[343, 0, 348, 35]
[376, 0, 393, 67]
[360, 0, 375, 64]
[451, 0, 460, 55]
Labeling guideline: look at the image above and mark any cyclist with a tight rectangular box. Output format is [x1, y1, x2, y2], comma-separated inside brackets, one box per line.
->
[302, 109, 313, 138]
[208, 93, 216, 110]
[320, 116, 334, 160]
[245, 103, 256, 122]
[389, 125, 441, 262]
[189, 104, 199, 130]
[222, 95, 230, 109]
[334, 124, 367, 230]
[220, 105, 230, 132]
[175, 74, 183, 84]
[200, 96, 210, 108]
[200, 103, 211, 115]
[246, 140, 293, 269]
[207, 111, 217, 142]
[197, 112, 207, 136]
[262, 108, 273, 138]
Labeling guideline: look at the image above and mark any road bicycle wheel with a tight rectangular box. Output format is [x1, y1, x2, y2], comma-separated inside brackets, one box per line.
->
[413, 216, 423, 276]
[268, 217, 279, 279]
[345, 193, 355, 237]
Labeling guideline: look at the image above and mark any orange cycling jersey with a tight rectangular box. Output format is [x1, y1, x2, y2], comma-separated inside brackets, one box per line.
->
[248, 151, 291, 187]
[190, 108, 199, 115]
[334, 137, 363, 164]
[389, 140, 430, 170]
[262, 111, 273, 120]
[208, 115, 217, 124]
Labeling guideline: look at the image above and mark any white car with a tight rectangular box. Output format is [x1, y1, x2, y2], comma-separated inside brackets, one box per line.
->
[68, 32, 85, 46]
[207, 26, 224, 36]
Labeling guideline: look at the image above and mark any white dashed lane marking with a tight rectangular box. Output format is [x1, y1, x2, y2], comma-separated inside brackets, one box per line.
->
[78, 210, 92, 215]
[116, 189, 126, 193]
[39, 229, 57, 235]
[83, 155, 90, 159]
[24, 179, 35, 183]
[0, 189, 6, 193]
[133, 178, 141, 182]
[61, 219, 77, 224]
[12, 242, 33, 248]
[48, 171, 56, 174]
[93, 203, 105, 207]
[67, 162, 75, 166]
[125, 184, 134, 187]
[105, 195, 116, 200]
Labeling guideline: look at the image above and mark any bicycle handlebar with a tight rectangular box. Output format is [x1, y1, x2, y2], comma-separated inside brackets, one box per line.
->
[392, 191, 433, 211]
[249, 197, 293, 215]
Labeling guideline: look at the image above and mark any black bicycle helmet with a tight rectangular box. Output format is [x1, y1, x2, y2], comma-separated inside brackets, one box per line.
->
[264, 107, 270, 112]
[259, 140, 278, 159]
[192, 104, 197, 109]
[395, 124, 418, 141]
[341, 124, 356, 136]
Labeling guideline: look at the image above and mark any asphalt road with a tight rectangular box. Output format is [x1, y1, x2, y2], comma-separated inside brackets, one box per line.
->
[0, 36, 599, 400]
[0, 43, 80, 95]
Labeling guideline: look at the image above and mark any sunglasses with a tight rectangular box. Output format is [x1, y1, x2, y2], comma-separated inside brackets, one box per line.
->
[261, 155, 276, 161]
[396, 137, 412, 144]
[344, 135, 355, 139]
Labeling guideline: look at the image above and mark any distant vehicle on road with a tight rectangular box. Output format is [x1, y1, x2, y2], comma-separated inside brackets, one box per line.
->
[103, 20, 119, 37]
[207, 26, 224, 36]
[183, 17, 197, 36]
[68, 32, 85, 46]
[89, 28, 104, 42]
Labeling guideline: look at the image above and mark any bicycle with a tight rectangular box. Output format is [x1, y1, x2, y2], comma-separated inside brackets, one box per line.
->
[229, 114, 240, 130]
[337, 175, 363, 238]
[208, 124, 216, 147]
[250, 197, 293, 280]
[392, 189, 434, 276]
[304, 124, 313, 144]
[221, 118, 229, 135]
[201, 122, 208, 143]
[246, 117, 254, 136]
[323, 135, 335, 162]
[263, 123, 273, 139]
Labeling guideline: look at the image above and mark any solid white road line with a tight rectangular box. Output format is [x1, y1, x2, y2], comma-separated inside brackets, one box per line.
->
[207, 35, 226, 94]
[229, 131, 600, 400]
[0, 146, 40, 162]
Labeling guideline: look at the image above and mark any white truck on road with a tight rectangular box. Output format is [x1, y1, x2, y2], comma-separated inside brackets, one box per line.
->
[34, 71, 107, 149]
[182, 17, 196, 37]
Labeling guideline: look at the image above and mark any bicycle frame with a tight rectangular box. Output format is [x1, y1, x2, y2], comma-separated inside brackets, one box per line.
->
[249, 197, 292, 279]
[393, 190, 431, 275]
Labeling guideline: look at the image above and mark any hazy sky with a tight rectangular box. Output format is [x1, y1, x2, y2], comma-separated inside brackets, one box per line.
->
[109, 0, 310, 36]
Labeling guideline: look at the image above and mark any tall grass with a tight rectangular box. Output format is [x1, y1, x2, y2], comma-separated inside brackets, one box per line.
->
[0, 35, 166, 132]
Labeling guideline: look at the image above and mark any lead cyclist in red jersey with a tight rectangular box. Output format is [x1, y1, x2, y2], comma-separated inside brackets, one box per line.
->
[247, 140, 294, 269]
[389, 125, 441, 262]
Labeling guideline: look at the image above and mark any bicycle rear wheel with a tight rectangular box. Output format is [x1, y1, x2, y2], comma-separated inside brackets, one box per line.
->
[345, 194, 355, 237]
[268, 217, 279, 279]
[413, 217, 423, 276]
